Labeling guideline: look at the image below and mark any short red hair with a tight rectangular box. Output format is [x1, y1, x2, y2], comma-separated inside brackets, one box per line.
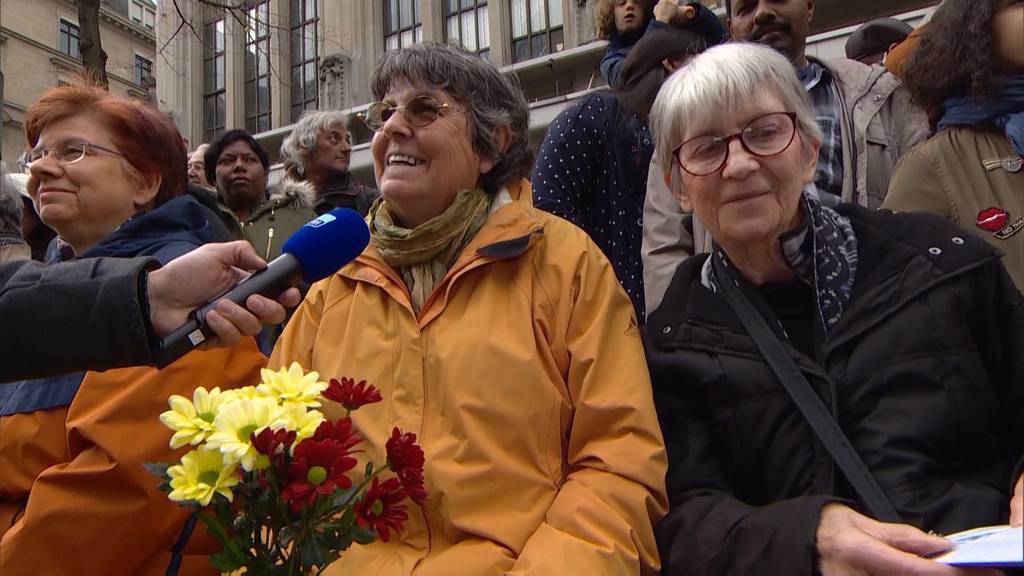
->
[24, 84, 187, 207]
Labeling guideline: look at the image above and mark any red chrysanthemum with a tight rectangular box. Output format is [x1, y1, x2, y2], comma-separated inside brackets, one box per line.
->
[323, 377, 383, 411]
[281, 438, 357, 512]
[385, 428, 426, 501]
[251, 427, 296, 457]
[354, 477, 408, 542]
[312, 418, 362, 454]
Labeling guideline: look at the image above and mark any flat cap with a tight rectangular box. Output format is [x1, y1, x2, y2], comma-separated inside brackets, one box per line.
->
[845, 17, 914, 61]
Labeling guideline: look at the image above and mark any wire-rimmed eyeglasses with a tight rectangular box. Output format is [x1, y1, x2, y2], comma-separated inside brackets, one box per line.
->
[359, 95, 454, 132]
[26, 141, 126, 168]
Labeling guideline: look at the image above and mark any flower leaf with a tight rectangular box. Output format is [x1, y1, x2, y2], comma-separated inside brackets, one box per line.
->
[354, 526, 376, 545]
[208, 549, 244, 573]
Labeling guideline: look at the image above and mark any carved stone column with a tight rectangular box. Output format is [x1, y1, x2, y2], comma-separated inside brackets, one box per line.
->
[318, 51, 350, 111]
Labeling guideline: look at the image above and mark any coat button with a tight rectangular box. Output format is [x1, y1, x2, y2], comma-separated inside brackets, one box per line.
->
[952, 236, 965, 245]
[928, 247, 942, 255]
[873, 94, 883, 103]
[662, 326, 672, 334]
[636, 217, 643, 226]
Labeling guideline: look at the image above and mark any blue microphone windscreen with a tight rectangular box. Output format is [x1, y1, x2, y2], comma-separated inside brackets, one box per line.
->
[282, 208, 370, 283]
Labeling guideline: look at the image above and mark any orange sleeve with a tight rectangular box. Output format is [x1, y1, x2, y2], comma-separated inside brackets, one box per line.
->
[0, 341, 266, 576]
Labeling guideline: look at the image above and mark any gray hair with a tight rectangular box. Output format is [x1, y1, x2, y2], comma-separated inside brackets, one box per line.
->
[649, 42, 823, 193]
[0, 168, 25, 240]
[279, 110, 350, 178]
[370, 43, 532, 195]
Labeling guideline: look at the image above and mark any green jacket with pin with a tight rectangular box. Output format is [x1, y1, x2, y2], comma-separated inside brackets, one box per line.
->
[241, 178, 318, 262]
[884, 125, 1024, 290]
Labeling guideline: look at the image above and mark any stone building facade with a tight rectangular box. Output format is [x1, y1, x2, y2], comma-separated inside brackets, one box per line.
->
[0, 0, 157, 166]
[155, 0, 936, 183]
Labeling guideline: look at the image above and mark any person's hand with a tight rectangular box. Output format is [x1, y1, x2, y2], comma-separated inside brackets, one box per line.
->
[1011, 473, 1023, 527]
[146, 241, 302, 347]
[654, 0, 696, 26]
[815, 503, 1002, 576]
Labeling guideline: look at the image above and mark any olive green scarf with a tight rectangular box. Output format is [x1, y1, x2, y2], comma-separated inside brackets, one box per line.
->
[369, 188, 491, 313]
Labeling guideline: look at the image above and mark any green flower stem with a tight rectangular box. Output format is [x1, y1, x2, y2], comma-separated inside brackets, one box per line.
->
[200, 508, 250, 564]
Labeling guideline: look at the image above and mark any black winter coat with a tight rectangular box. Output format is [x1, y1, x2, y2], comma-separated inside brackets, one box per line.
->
[645, 204, 1024, 576]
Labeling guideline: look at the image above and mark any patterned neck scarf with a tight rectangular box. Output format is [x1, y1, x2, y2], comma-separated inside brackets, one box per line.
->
[703, 192, 859, 336]
[369, 188, 491, 314]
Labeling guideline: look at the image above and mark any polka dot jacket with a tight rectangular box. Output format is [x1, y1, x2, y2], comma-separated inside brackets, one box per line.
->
[532, 91, 653, 318]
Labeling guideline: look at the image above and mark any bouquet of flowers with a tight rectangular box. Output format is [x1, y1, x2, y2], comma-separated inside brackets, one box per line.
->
[147, 363, 425, 575]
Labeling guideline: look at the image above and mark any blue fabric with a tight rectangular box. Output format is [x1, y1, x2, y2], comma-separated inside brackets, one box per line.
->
[81, 195, 231, 264]
[937, 76, 1024, 157]
[0, 195, 229, 417]
[532, 91, 652, 318]
[0, 373, 84, 417]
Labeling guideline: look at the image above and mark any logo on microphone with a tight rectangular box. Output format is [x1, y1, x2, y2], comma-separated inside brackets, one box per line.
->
[307, 214, 337, 228]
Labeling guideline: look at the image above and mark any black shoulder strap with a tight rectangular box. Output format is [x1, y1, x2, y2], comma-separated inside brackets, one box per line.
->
[712, 256, 901, 523]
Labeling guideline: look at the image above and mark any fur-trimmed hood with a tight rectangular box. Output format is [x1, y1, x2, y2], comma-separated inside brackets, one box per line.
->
[269, 176, 318, 210]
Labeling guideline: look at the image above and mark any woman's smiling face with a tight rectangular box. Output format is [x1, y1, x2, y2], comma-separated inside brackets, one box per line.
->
[370, 80, 496, 228]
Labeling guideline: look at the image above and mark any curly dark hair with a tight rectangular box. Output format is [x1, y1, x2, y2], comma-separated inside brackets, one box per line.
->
[901, 0, 1007, 125]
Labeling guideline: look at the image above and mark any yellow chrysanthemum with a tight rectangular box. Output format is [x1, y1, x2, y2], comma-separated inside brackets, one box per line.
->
[280, 404, 326, 443]
[205, 397, 286, 471]
[159, 387, 232, 449]
[256, 362, 327, 408]
[223, 386, 261, 402]
[167, 448, 240, 506]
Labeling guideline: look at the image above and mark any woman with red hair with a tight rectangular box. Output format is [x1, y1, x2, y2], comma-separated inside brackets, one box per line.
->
[0, 84, 265, 575]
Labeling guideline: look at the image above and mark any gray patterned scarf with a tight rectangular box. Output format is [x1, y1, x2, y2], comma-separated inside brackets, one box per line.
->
[703, 192, 858, 335]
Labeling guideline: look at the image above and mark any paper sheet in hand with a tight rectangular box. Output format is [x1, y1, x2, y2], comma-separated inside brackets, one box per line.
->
[931, 525, 1023, 567]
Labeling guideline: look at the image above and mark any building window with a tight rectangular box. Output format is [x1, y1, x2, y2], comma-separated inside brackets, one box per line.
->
[134, 54, 153, 86]
[130, 2, 156, 30]
[383, 0, 422, 52]
[445, 0, 489, 59]
[59, 19, 80, 60]
[290, 0, 319, 122]
[510, 0, 563, 63]
[203, 19, 226, 143]
[245, 1, 272, 133]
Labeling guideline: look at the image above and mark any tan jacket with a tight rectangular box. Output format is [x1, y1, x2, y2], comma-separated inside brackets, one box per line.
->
[269, 179, 668, 575]
[641, 58, 929, 314]
[883, 126, 1024, 290]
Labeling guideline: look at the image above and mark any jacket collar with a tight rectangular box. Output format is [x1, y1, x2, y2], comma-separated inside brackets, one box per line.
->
[811, 55, 898, 105]
[649, 205, 1000, 359]
[341, 179, 544, 321]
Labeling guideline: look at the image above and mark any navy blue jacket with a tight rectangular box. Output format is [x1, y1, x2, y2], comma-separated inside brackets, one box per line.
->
[532, 91, 653, 318]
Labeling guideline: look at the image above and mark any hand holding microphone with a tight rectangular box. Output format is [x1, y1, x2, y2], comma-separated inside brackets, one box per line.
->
[154, 208, 370, 367]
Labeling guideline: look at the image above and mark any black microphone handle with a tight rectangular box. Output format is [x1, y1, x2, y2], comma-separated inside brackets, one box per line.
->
[153, 253, 303, 368]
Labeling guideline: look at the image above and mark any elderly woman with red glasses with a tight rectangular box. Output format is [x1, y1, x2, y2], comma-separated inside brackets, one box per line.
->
[0, 84, 266, 575]
[269, 43, 667, 574]
[645, 42, 1024, 576]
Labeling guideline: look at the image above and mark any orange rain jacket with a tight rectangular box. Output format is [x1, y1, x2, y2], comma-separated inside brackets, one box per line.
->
[0, 341, 266, 575]
[270, 179, 668, 575]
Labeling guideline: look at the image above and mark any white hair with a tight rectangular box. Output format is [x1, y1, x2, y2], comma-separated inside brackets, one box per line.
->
[279, 110, 349, 177]
[648, 42, 823, 192]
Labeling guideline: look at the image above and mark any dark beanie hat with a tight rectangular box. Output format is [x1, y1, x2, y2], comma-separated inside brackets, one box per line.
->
[845, 17, 914, 61]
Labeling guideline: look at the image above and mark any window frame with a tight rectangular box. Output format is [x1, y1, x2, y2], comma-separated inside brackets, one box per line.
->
[383, 0, 423, 52]
[203, 18, 227, 143]
[444, 0, 489, 59]
[290, 0, 320, 122]
[58, 17, 81, 60]
[244, 1, 273, 134]
[134, 53, 153, 87]
[509, 0, 564, 64]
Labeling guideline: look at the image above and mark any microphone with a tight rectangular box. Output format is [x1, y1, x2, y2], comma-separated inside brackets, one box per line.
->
[154, 208, 370, 368]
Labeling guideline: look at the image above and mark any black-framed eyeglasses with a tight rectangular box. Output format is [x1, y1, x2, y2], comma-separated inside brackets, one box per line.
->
[673, 112, 798, 177]
[359, 95, 454, 131]
[26, 140, 125, 168]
